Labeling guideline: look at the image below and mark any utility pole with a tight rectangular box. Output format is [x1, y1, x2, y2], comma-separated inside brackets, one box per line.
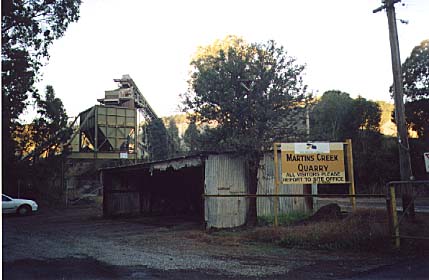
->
[374, 0, 414, 216]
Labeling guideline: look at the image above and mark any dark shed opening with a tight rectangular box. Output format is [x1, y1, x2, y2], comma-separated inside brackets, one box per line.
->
[140, 166, 204, 220]
[102, 158, 205, 223]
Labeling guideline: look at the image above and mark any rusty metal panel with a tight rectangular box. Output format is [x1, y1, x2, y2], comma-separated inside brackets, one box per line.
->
[204, 154, 248, 228]
[257, 152, 308, 217]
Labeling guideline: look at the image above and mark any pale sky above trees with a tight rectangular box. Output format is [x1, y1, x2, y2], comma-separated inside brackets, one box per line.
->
[31, 0, 429, 120]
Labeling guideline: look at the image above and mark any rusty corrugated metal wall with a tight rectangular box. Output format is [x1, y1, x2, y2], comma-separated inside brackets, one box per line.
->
[204, 154, 248, 228]
[257, 152, 308, 216]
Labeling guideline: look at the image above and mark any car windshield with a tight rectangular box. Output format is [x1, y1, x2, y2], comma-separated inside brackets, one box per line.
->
[2, 195, 12, 201]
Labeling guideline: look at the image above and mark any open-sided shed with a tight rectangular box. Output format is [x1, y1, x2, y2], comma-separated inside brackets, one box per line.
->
[101, 152, 309, 229]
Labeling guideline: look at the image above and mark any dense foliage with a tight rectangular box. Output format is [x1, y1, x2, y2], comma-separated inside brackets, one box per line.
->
[401, 39, 429, 140]
[310, 91, 355, 141]
[183, 35, 307, 153]
[166, 118, 181, 157]
[310, 91, 401, 191]
[2, 0, 81, 193]
[15, 85, 71, 159]
[8, 86, 73, 201]
[146, 118, 169, 161]
[183, 120, 201, 153]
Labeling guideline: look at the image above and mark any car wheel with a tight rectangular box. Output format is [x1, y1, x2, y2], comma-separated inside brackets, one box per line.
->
[17, 205, 31, 216]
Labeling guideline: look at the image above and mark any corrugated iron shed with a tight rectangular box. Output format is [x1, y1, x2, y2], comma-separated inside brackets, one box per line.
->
[101, 152, 309, 229]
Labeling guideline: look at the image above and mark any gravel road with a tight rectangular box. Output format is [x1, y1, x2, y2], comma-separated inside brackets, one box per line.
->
[2, 205, 425, 279]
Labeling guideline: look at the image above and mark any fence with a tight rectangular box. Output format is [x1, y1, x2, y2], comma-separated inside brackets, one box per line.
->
[386, 180, 429, 248]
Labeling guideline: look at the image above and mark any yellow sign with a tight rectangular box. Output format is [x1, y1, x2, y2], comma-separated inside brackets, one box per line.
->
[281, 142, 346, 184]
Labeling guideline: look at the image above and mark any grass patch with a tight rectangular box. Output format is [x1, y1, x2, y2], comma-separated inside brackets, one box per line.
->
[250, 209, 391, 251]
[258, 211, 310, 226]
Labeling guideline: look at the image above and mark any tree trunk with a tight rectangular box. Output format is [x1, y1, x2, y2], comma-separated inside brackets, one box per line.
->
[246, 159, 259, 226]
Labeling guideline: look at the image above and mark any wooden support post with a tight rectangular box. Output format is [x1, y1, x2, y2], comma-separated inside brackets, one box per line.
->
[135, 113, 138, 163]
[386, 196, 393, 236]
[94, 106, 98, 152]
[311, 183, 318, 213]
[273, 143, 280, 227]
[389, 185, 401, 248]
[346, 139, 356, 210]
[374, 0, 414, 216]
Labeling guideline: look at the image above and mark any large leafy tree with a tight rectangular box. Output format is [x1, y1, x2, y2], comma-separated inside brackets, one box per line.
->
[184, 36, 306, 150]
[401, 39, 429, 140]
[2, 0, 81, 190]
[183, 35, 307, 225]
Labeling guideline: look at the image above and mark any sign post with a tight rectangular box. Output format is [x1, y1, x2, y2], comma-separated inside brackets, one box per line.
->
[273, 140, 356, 218]
[346, 139, 356, 210]
[273, 143, 281, 227]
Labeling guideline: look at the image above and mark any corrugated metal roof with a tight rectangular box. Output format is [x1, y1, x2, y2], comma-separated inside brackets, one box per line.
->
[99, 151, 237, 172]
[99, 154, 206, 172]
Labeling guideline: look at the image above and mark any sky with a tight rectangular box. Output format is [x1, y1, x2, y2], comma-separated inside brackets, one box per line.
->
[29, 0, 429, 120]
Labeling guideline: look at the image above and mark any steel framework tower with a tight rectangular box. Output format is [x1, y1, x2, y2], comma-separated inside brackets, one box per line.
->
[68, 75, 158, 160]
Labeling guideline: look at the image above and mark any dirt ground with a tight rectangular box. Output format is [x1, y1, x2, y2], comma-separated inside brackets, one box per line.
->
[2, 205, 428, 279]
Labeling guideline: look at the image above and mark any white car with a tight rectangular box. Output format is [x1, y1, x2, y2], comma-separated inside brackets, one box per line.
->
[2, 194, 38, 215]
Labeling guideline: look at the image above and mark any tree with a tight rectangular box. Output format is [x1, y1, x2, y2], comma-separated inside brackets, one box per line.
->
[166, 118, 181, 157]
[10, 86, 72, 200]
[401, 39, 429, 140]
[183, 35, 307, 225]
[310, 91, 393, 192]
[2, 0, 81, 190]
[310, 91, 354, 141]
[32, 85, 71, 157]
[15, 86, 71, 159]
[350, 96, 381, 133]
[146, 118, 169, 161]
[310, 91, 381, 140]
[183, 120, 201, 153]
[349, 97, 385, 190]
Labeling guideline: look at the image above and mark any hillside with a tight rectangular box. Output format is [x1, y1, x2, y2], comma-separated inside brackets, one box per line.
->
[377, 101, 417, 138]
[162, 114, 190, 137]
[377, 101, 396, 136]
